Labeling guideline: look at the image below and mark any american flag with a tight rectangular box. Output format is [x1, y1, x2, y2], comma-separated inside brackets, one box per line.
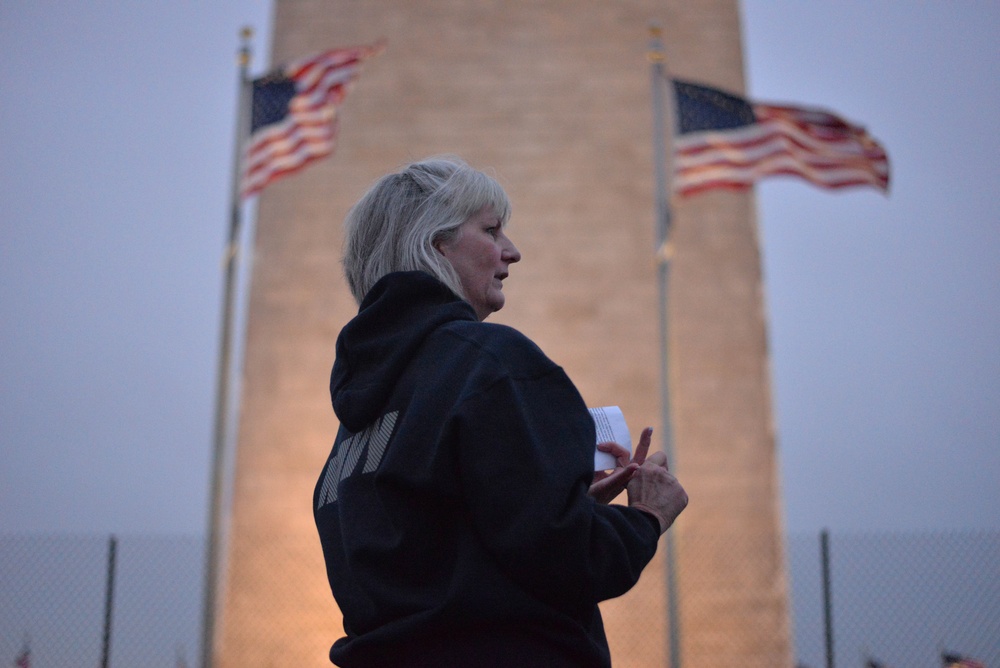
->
[943, 652, 987, 668]
[14, 643, 29, 668]
[240, 41, 383, 198]
[670, 78, 889, 197]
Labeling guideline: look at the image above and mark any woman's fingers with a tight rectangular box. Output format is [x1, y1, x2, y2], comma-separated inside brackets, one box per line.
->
[589, 463, 639, 503]
[597, 441, 631, 468]
[646, 450, 668, 468]
[632, 427, 653, 466]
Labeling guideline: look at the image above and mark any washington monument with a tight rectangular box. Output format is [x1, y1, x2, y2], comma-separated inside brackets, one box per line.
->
[213, 1, 791, 665]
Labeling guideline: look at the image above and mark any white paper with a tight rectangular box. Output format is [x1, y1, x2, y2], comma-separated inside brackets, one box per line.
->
[589, 406, 632, 471]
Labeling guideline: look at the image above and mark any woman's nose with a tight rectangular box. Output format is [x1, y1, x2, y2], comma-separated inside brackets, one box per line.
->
[502, 237, 521, 263]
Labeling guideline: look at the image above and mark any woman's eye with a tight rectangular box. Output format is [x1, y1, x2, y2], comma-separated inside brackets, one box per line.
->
[487, 226, 500, 238]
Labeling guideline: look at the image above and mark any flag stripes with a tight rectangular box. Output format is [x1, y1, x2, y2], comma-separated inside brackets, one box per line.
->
[671, 79, 889, 197]
[943, 653, 987, 668]
[240, 42, 383, 198]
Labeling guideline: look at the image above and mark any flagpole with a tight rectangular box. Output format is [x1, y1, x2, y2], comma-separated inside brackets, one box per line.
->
[201, 26, 253, 668]
[648, 23, 682, 668]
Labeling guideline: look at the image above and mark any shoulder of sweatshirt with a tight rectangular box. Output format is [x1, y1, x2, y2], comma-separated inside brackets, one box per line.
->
[430, 319, 562, 382]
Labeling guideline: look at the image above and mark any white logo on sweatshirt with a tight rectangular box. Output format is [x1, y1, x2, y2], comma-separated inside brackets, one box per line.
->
[316, 411, 399, 510]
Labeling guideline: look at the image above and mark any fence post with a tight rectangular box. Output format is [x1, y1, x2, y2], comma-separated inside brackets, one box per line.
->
[101, 534, 117, 668]
[820, 529, 834, 668]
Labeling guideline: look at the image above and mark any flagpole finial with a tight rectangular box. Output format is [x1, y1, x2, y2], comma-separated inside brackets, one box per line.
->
[647, 22, 665, 63]
[238, 26, 253, 68]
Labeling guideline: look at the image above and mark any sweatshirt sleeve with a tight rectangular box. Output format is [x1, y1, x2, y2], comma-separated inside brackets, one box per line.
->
[453, 361, 660, 611]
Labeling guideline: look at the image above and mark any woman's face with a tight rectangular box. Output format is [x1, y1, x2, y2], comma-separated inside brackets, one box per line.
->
[436, 207, 521, 320]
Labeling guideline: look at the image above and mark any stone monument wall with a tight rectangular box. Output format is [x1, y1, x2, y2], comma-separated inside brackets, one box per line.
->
[217, 1, 791, 666]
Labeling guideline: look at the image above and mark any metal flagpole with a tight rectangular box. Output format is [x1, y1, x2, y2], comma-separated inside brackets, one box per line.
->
[100, 535, 117, 668]
[647, 24, 682, 668]
[201, 26, 253, 668]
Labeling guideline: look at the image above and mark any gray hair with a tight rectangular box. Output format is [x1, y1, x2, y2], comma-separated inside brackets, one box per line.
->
[342, 156, 512, 304]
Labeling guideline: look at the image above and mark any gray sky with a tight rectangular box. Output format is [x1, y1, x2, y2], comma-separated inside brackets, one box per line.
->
[1, 1, 998, 537]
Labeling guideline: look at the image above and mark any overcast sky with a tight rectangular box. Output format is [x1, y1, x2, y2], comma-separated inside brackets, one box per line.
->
[1, 1, 997, 537]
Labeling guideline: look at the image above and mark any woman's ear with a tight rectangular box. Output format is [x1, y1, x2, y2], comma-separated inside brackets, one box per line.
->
[431, 226, 462, 257]
[433, 230, 457, 256]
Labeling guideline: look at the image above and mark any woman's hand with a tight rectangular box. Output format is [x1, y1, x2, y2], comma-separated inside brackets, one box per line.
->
[588, 427, 653, 504]
[626, 446, 688, 534]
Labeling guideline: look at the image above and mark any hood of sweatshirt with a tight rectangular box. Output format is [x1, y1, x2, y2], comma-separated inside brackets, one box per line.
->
[330, 271, 477, 432]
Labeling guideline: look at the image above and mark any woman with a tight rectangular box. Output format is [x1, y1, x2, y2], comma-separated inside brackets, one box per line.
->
[314, 156, 687, 667]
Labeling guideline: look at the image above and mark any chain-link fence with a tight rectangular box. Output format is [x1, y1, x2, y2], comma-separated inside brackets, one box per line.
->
[785, 531, 1000, 668]
[1, 534, 204, 668]
[2, 531, 997, 667]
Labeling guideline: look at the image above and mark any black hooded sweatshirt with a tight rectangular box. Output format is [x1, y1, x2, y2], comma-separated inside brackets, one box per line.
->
[314, 271, 660, 668]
